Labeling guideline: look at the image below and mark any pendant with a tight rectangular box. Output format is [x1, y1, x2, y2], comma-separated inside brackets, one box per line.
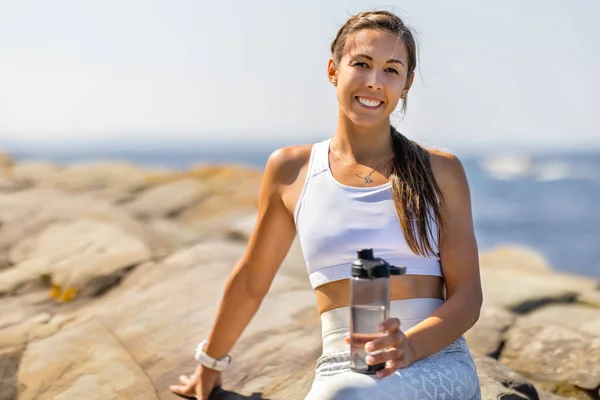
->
[363, 175, 373, 183]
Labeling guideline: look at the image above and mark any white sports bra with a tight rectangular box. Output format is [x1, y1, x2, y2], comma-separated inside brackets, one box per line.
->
[294, 139, 443, 289]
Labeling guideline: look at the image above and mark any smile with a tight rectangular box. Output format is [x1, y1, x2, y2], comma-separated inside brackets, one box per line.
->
[355, 96, 384, 109]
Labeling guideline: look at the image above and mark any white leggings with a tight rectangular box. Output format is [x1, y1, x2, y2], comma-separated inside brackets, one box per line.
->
[305, 298, 481, 400]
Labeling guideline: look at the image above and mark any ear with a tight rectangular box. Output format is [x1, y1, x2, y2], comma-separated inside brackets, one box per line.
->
[327, 57, 338, 86]
[403, 71, 415, 96]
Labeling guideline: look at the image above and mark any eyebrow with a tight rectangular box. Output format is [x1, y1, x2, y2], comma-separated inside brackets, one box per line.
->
[351, 54, 405, 68]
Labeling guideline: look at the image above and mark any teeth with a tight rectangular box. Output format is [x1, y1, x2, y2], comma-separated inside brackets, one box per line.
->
[357, 97, 382, 107]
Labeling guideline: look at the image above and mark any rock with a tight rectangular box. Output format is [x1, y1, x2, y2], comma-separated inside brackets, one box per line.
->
[465, 306, 516, 357]
[18, 318, 159, 400]
[580, 319, 600, 337]
[0, 218, 151, 301]
[0, 347, 21, 400]
[500, 320, 600, 396]
[0, 150, 13, 169]
[9, 161, 62, 187]
[35, 161, 149, 192]
[123, 178, 210, 219]
[480, 267, 597, 313]
[147, 218, 201, 248]
[474, 354, 540, 399]
[479, 246, 598, 314]
[188, 165, 263, 186]
[0, 172, 18, 192]
[578, 290, 600, 308]
[17, 240, 318, 399]
[8, 161, 187, 204]
[480, 246, 552, 273]
[519, 303, 600, 336]
[0, 312, 52, 350]
[0, 188, 179, 265]
[0, 289, 57, 349]
[224, 212, 257, 242]
[178, 166, 262, 223]
[537, 390, 577, 400]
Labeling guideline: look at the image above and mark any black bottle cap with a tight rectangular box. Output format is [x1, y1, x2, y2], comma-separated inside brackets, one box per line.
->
[351, 248, 406, 279]
[356, 248, 374, 260]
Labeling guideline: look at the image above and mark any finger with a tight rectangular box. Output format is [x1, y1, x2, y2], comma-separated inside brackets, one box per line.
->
[378, 317, 401, 333]
[169, 384, 196, 399]
[366, 346, 404, 366]
[178, 374, 193, 385]
[366, 330, 405, 352]
[375, 359, 401, 379]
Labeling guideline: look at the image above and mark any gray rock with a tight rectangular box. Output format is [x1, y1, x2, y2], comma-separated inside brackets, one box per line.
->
[480, 267, 597, 313]
[518, 303, 600, 336]
[9, 161, 62, 187]
[0, 171, 18, 192]
[466, 306, 516, 357]
[0, 218, 151, 300]
[0, 347, 21, 400]
[578, 290, 600, 308]
[123, 178, 210, 219]
[21, 240, 319, 399]
[480, 246, 552, 273]
[0, 188, 179, 265]
[19, 318, 160, 400]
[500, 320, 600, 394]
[474, 354, 539, 399]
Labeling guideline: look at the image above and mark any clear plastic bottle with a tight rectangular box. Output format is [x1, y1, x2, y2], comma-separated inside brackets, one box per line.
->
[349, 248, 406, 374]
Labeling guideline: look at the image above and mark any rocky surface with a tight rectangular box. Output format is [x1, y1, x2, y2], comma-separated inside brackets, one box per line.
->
[0, 150, 599, 400]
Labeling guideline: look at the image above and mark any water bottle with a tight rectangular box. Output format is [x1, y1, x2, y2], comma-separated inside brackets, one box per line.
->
[349, 248, 406, 374]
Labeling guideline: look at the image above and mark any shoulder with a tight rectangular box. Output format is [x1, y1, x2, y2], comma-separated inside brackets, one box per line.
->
[424, 147, 470, 198]
[264, 144, 314, 187]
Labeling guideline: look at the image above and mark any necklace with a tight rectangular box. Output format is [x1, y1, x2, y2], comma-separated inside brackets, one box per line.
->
[330, 141, 394, 184]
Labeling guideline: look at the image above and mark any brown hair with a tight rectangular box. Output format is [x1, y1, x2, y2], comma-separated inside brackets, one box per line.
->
[330, 10, 445, 257]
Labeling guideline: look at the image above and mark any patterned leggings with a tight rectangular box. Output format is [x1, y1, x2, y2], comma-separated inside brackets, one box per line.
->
[304, 299, 481, 400]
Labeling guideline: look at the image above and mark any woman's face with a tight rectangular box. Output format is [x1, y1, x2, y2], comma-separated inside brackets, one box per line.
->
[328, 29, 414, 128]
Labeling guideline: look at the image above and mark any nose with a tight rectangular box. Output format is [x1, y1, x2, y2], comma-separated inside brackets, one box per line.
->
[364, 70, 384, 91]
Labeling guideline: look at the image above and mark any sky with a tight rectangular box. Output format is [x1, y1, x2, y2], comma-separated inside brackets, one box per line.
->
[0, 0, 599, 152]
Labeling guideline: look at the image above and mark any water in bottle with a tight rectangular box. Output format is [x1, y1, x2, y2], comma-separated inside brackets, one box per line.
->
[349, 248, 405, 374]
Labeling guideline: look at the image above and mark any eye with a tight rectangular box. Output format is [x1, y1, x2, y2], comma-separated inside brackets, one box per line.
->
[386, 68, 399, 75]
[353, 62, 369, 68]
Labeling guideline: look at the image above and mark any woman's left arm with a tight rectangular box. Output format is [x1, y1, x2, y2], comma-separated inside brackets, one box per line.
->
[403, 151, 483, 361]
[346, 152, 483, 378]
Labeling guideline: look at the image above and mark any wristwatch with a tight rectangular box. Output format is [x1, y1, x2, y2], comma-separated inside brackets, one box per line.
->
[194, 340, 232, 372]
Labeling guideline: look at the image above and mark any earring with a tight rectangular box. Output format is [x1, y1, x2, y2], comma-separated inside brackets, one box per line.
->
[332, 80, 337, 87]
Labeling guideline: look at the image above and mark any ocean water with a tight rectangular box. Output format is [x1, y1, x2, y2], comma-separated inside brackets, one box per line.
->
[9, 145, 600, 279]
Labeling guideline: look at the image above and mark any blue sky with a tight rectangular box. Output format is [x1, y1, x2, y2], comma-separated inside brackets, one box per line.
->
[0, 0, 598, 151]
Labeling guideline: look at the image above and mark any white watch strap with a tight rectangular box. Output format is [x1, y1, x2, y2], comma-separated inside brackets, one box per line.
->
[194, 340, 231, 372]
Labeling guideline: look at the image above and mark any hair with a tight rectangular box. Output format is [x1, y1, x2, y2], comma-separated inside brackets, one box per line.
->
[330, 10, 445, 257]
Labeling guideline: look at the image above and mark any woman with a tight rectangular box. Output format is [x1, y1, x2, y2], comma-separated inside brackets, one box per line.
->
[171, 10, 482, 400]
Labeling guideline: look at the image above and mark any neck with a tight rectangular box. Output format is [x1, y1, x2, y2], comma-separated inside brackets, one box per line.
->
[332, 115, 394, 162]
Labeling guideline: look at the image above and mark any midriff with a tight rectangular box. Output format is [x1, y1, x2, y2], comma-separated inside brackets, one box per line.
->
[315, 275, 445, 314]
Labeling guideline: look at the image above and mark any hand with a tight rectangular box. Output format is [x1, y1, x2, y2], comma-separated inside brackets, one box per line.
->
[344, 317, 416, 379]
[169, 364, 222, 400]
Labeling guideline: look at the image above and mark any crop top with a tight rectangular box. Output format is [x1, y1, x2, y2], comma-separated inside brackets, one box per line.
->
[293, 138, 443, 289]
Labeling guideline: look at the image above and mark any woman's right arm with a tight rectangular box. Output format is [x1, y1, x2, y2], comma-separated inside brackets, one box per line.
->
[170, 146, 306, 399]
[201, 147, 300, 362]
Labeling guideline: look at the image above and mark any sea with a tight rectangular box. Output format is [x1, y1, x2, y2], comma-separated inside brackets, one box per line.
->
[7, 142, 600, 280]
